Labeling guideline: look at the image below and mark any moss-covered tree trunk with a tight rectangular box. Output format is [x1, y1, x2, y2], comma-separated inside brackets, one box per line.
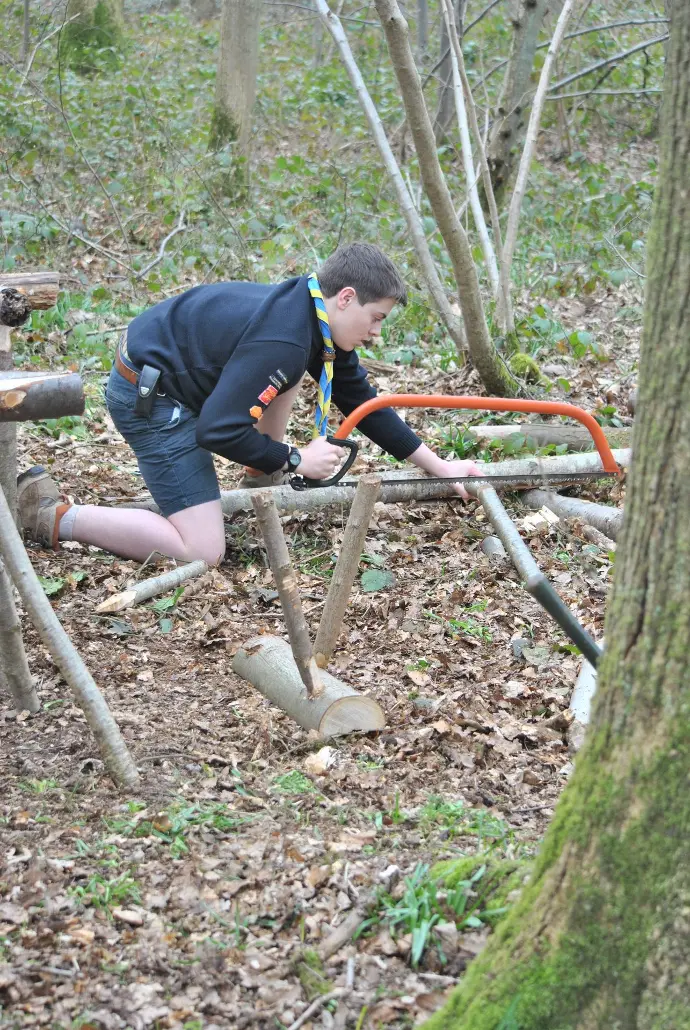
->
[209, 0, 259, 154]
[62, 0, 125, 71]
[424, 6, 690, 1029]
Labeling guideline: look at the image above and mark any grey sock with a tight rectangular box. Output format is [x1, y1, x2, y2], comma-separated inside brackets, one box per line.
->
[58, 504, 81, 542]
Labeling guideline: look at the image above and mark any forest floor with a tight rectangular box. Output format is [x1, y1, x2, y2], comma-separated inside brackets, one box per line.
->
[1, 283, 638, 1030]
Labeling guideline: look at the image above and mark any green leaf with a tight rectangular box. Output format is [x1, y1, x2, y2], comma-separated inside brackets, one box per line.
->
[39, 577, 65, 597]
[360, 569, 396, 592]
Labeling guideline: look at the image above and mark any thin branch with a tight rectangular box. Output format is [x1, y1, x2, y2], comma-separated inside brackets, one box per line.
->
[548, 87, 663, 100]
[19, 13, 80, 89]
[501, 0, 578, 305]
[422, 0, 504, 86]
[441, 0, 499, 296]
[547, 34, 668, 93]
[603, 236, 646, 279]
[135, 210, 187, 280]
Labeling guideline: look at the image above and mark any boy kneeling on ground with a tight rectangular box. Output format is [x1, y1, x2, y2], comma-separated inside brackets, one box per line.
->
[18, 243, 481, 563]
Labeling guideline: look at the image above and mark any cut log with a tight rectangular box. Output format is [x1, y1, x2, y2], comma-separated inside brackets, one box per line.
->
[0, 482, 139, 788]
[522, 490, 623, 540]
[251, 491, 323, 697]
[232, 635, 386, 737]
[123, 449, 631, 516]
[314, 474, 381, 669]
[96, 559, 209, 614]
[467, 423, 631, 451]
[0, 558, 39, 713]
[0, 371, 84, 422]
[0, 272, 60, 311]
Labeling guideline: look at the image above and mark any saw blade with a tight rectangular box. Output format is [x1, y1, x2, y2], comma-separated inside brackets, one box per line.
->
[337, 470, 620, 489]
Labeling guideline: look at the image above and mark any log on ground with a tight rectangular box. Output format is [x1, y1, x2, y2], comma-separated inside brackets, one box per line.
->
[467, 422, 631, 451]
[522, 489, 623, 540]
[122, 449, 631, 516]
[0, 272, 60, 311]
[232, 635, 386, 737]
[0, 372, 84, 422]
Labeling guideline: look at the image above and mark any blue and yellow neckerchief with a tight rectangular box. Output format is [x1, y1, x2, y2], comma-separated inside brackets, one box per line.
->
[307, 273, 336, 438]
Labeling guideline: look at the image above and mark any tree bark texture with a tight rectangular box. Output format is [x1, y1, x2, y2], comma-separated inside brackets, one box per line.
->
[210, 0, 260, 152]
[0, 484, 139, 788]
[0, 372, 84, 422]
[0, 329, 17, 522]
[487, 0, 552, 204]
[0, 558, 39, 713]
[314, 475, 381, 669]
[251, 490, 323, 697]
[423, 5, 690, 1026]
[374, 0, 520, 397]
[433, 0, 465, 142]
[522, 489, 624, 540]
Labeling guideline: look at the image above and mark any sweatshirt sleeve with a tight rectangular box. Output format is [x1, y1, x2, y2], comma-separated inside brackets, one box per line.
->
[196, 340, 306, 471]
[308, 348, 422, 461]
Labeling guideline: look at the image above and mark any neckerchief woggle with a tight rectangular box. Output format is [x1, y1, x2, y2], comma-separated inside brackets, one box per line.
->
[308, 273, 335, 438]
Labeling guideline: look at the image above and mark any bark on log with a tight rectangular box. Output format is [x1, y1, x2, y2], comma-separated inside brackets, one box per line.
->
[251, 491, 323, 698]
[0, 328, 17, 521]
[0, 272, 59, 311]
[481, 535, 507, 561]
[0, 558, 39, 713]
[522, 490, 624, 540]
[0, 372, 85, 422]
[0, 484, 139, 788]
[467, 423, 632, 451]
[314, 475, 381, 669]
[124, 449, 631, 516]
[96, 559, 209, 614]
[232, 635, 386, 737]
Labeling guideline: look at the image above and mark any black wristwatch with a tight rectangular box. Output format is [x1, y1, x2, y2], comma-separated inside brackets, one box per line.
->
[286, 447, 302, 473]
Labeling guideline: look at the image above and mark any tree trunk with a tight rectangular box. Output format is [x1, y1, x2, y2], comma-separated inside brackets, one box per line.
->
[487, 0, 552, 204]
[374, 0, 520, 397]
[433, 0, 465, 143]
[0, 329, 17, 523]
[62, 0, 125, 71]
[417, 0, 429, 58]
[210, 0, 260, 155]
[423, 4, 690, 1026]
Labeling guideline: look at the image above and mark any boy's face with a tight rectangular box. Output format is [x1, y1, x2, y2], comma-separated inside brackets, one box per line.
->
[326, 288, 395, 352]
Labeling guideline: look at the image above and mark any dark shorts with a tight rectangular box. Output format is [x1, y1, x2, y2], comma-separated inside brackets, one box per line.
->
[105, 367, 220, 518]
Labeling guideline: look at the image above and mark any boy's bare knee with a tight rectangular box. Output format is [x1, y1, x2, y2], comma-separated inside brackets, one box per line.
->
[191, 541, 225, 566]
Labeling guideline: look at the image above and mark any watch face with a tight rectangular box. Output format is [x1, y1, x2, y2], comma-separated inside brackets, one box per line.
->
[288, 449, 301, 471]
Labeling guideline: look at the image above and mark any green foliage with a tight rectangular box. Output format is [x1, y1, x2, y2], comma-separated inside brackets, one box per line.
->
[271, 770, 319, 795]
[69, 870, 141, 910]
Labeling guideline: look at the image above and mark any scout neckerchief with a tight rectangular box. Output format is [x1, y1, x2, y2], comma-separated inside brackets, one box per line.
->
[307, 273, 335, 437]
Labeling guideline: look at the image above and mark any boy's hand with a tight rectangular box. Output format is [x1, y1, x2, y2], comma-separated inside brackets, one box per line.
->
[437, 458, 484, 500]
[297, 436, 346, 480]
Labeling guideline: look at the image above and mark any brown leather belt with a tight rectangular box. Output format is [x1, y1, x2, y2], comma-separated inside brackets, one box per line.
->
[115, 330, 138, 386]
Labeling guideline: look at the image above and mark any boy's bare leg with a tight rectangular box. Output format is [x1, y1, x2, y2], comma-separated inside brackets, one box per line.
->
[64, 500, 225, 565]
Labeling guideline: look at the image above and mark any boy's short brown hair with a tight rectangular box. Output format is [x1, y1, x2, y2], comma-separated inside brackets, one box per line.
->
[317, 243, 407, 306]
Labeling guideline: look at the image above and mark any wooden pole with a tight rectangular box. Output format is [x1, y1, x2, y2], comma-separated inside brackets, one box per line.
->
[251, 490, 323, 697]
[0, 327, 17, 522]
[96, 559, 209, 614]
[0, 483, 139, 788]
[314, 474, 381, 669]
[0, 556, 39, 713]
[233, 635, 385, 737]
[0, 372, 84, 422]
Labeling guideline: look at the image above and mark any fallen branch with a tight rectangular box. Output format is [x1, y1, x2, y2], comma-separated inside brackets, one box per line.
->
[232, 635, 385, 737]
[96, 559, 209, 614]
[522, 490, 623, 540]
[481, 535, 507, 562]
[252, 491, 323, 697]
[0, 485, 139, 787]
[314, 475, 381, 669]
[0, 371, 84, 422]
[135, 211, 187, 280]
[124, 449, 631, 516]
[0, 558, 39, 713]
[467, 423, 631, 451]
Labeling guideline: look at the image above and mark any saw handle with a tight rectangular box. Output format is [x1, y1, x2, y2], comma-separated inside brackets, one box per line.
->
[290, 437, 359, 491]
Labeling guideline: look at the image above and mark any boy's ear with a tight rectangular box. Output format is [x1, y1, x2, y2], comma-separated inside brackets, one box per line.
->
[336, 287, 357, 309]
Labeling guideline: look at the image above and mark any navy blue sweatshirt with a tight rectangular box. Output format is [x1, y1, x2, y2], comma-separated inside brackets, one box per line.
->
[125, 275, 422, 473]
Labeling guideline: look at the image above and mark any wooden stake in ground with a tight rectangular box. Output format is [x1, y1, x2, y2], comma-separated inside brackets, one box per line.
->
[0, 484, 139, 788]
[313, 474, 381, 669]
[0, 556, 39, 713]
[232, 635, 385, 737]
[251, 490, 323, 697]
[96, 559, 209, 614]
